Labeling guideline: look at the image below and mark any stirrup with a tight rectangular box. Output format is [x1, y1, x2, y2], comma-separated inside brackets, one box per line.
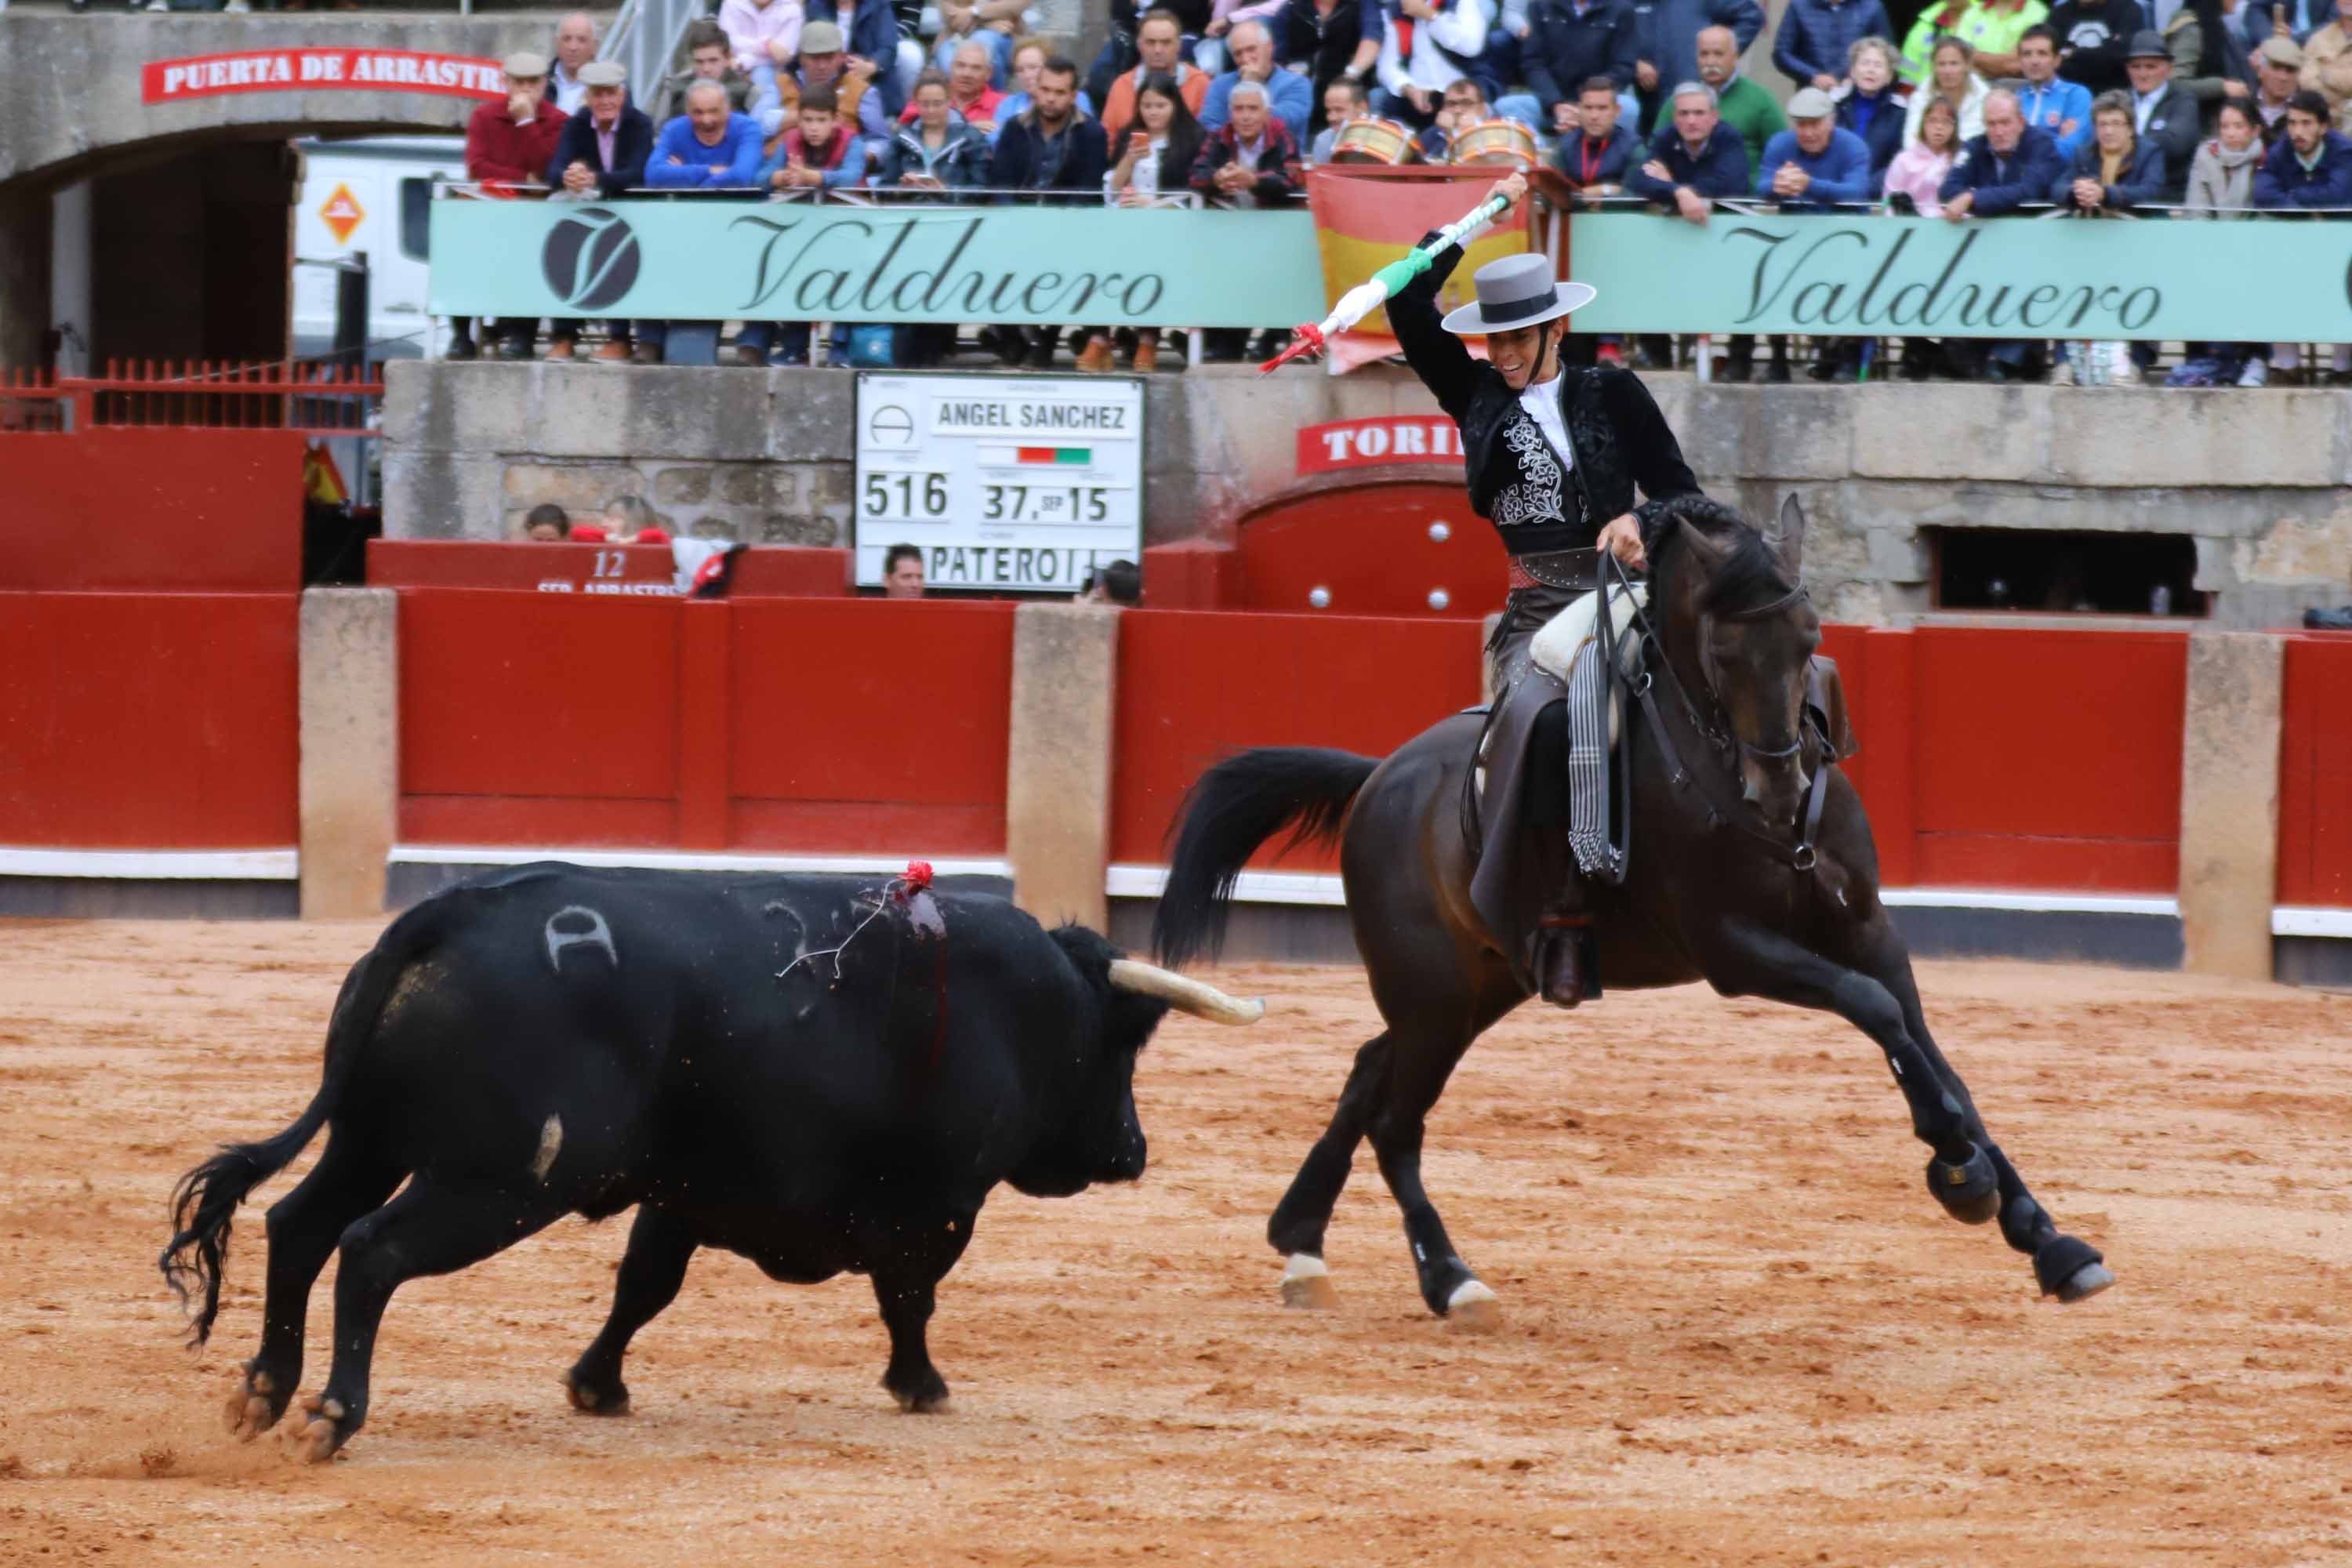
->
[1537, 916, 1592, 1008]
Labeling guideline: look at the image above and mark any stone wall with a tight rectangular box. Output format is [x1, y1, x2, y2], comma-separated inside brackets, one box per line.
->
[381, 361, 2352, 629]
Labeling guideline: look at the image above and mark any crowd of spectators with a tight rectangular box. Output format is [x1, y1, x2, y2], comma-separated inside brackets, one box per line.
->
[442, 0, 2352, 383]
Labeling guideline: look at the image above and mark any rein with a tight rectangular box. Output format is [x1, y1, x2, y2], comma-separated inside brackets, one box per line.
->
[1601, 550, 1828, 873]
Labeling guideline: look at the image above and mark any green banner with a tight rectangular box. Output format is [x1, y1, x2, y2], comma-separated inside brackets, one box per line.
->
[428, 198, 1328, 328]
[1568, 211, 2352, 341]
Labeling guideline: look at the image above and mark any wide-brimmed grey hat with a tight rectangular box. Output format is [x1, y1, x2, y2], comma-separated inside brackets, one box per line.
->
[2125, 28, 2171, 60]
[1440, 252, 1597, 335]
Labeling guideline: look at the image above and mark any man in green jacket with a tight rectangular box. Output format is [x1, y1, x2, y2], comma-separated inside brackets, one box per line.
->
[1657, 23, 1788, 172]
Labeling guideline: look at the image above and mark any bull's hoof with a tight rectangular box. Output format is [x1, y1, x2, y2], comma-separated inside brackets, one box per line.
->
[1926, 1146, 2001, 1225]
[223, 1361, 285, 1440]
[2034, 1234, 2113, 1303]
[1443, 1277, 1502, 1334]
[562, 1370, 630, 1416]
[1279, 1253, 1338, 1310]
[884, 1369, 949, 1414]
[281, 1393, 347, 1465]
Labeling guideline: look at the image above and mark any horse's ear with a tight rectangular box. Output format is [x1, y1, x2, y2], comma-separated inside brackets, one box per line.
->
[1766, 493, 1806, 581]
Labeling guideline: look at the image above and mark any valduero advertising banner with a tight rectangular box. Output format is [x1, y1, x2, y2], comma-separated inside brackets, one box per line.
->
[854, 373, 1145, 593]
[1568, 211, 2352, 342]
[428, 198, 1327, 328]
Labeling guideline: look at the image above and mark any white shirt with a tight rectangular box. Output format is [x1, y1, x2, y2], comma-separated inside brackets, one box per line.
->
[1519, 372, 1574, 476]
[2132, 86, 2161, 136]
[553, 61, 588, 114]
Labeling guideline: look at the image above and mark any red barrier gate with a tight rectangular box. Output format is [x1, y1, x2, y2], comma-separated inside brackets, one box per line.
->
[2278, 634, 2352, 909]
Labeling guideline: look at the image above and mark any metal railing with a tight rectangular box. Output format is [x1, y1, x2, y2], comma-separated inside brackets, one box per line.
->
[0, 361, 383, 437]
[601, 0, 707, 124]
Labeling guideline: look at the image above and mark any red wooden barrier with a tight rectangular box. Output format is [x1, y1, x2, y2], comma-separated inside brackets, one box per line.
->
[0, 429, 303, 593]
[395, 591, 1015, 855]
[1110, 610, 1486, 869]
[0, 593, 299, 848]
[1905, 627, 2187, 892]
[0, 361, 381, 437]
[368, 539, 854, 597]
[2278, 633, 2352, 908]
[1232, 481, 1506, 619]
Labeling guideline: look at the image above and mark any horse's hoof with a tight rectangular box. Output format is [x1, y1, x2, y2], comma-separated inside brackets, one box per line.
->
[223, 1363, 278, 1439]
[1443, 1277, 1502, 1333]
[562, 1372, 629, 1416]
[281, 1395, 345, 1465]
[1279, 1253, 1338, 1310]
[1926, 1146, 2001, 1225]
[2034, 1234, 2111, 1301]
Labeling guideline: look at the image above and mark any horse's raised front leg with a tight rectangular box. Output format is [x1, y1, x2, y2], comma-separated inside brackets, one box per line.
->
[1714, 918, 2111, 1304]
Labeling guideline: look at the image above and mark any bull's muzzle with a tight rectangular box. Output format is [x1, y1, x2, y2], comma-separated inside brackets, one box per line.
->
[1106, 960, 1265, 1025]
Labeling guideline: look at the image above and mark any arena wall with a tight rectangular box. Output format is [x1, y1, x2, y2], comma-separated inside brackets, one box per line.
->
[382, 363, 2352, 630]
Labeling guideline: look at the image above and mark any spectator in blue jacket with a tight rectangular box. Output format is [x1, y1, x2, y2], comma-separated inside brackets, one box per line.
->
[1524, 0, 1643, 132]
[1773, 0, 1892, 90]
[1635, 0, 1765, 122]
[1834, 35, 1905, 189]
[647, 81, 768, 187]
[1757, 85, 1874, 202]
[2014, 25, 2095, 159]
[1938, 89, 2065, 213]
[2049, 89, 2167, 207]
[1938, 90, 2063, 378]
[1627, 79, 1750, 209]
[1200, 20, 1316, 142]
[2255, 88, 2352, 202]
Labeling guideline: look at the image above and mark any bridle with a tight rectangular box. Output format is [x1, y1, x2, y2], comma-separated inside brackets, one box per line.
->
[1595, 547, 1828, 873]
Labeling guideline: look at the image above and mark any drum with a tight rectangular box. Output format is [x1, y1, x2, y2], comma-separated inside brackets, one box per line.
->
[1330, 117, 1420, 165]
[1448, 118, 1540, 169]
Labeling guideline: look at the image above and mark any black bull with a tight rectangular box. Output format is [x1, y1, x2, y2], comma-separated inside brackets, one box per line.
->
[161, 864, 1261, 1461]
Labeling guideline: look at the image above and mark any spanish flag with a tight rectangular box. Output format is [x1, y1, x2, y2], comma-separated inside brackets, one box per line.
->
[303, 440, 347, 506]
[1305, 166, 1534, 374]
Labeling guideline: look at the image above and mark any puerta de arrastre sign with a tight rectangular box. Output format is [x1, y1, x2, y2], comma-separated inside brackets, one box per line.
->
[853, 374, 1145, 593]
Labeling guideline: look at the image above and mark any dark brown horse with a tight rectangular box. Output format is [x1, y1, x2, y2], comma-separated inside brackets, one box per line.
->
[1153, 496, 2111, 1325]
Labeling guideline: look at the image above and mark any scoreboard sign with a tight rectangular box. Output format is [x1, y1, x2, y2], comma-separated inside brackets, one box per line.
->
[853, 372, 1145, 593]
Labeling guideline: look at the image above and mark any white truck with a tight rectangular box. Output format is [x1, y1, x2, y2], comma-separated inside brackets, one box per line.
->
[291, 134, 467, 361]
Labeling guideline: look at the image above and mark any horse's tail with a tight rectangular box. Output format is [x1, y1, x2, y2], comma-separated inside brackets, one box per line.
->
[1154, 746, 1379, 969]
[158, 904, 437, 1346]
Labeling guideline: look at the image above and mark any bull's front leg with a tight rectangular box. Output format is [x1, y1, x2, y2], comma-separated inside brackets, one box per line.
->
[867, 1209, 977, 1413]
[1711, 919, 2111, 1303]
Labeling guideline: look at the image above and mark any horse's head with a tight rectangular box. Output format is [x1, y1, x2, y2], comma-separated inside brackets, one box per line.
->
[1653, 495, 1821, 829]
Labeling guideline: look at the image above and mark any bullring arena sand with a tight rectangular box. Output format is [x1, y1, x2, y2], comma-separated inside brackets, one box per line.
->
[3, 919, 2350, 1566]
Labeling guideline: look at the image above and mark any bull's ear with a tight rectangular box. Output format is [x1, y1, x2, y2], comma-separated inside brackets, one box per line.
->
[1766, 492, 1806, 582]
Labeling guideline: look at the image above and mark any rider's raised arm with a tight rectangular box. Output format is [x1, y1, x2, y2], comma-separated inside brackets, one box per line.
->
[1386, 234, 1483, 423]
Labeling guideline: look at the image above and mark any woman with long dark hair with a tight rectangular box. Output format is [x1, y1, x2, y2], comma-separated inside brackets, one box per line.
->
[1103, 73, 1206, 371]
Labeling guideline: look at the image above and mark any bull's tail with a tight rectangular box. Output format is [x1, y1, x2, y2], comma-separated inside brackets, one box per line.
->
[159, 907, 434, 1346]
[1153, 746, 1379, 970]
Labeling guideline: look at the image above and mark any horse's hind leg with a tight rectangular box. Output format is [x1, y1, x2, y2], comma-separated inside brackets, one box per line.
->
[227, 1134, 405, 1439]
[1363, 967, 1529, 1327]
[1267, 1033, 1392, 1307]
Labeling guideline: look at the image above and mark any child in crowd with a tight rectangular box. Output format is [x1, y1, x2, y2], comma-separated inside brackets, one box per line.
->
[742, 89, 872, 366]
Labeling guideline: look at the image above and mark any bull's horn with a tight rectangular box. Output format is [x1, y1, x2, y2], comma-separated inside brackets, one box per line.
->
[1107, 960, 1265, 1025]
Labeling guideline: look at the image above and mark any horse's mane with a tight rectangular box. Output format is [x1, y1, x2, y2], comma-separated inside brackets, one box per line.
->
[1647, 495, 1790, 615]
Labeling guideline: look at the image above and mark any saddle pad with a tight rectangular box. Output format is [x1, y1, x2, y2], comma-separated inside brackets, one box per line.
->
[1528, 582, 1647, 686]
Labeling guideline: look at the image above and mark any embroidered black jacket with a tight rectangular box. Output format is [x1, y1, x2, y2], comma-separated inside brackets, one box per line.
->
[1388, 238, 1701, 555]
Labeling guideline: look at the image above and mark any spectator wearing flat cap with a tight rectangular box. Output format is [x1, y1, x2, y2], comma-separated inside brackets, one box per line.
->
[1761, 87, 1874, 379]
[549, 63, 662, 363]
[797, 20, 898, 144]
[2256, 34, 2305, 136]
[2122, 28, 2201, 194]
[2300, 0, 2352, 125]
[2048, 0, 2147, 95]
[459, 52, 572, 362]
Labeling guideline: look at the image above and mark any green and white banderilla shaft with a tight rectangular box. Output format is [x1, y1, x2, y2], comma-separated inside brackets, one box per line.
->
[1257, 189, 1517, 374]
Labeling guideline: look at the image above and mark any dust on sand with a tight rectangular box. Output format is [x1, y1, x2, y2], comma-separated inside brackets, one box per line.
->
[2, 919, 2348, 1566]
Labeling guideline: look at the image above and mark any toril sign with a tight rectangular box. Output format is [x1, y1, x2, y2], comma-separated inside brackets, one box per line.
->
[1295, 417, 1465, 477]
